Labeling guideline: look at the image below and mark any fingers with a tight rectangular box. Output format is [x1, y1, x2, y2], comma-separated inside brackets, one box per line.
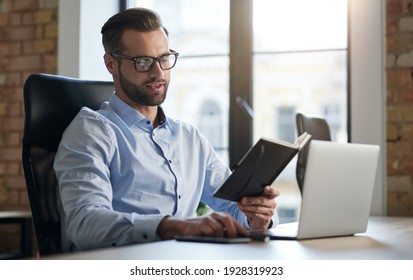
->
[198, 213, 228, 237]
[239, 186, 278, 210]
[205, 212, 248, 237]
[186, 212, 247, 238]
[237, 186, 279, 230]
[157, 212, 252, 240]
[237, 203, 275, 218]
[238, 198, 277, 215]
[238, 198, 275, 230]
[262, 186, 280, 199]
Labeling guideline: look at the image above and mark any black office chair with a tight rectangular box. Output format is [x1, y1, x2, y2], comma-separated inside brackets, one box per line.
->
[295, 112, 331, 194]
[22, 73, 114, 256]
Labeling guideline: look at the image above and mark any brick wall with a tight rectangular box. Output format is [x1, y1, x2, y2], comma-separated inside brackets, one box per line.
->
[0, 0, 57, 254]
[386, 0, 413, 215]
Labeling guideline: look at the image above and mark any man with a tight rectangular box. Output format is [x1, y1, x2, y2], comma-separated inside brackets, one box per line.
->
[54, 7, 279, 252]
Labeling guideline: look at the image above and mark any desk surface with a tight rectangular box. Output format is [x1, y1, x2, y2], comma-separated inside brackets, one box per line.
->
[46, 216, 413, 260]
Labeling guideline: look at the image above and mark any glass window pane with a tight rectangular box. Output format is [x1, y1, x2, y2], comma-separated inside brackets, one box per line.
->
[253, 0, 348, 223]
[253, 51, 348, 222]
[253, 51, 347, 142]
[132, 0, 229, 56]
[165, 56, 230, 163]
[254, 0, 348, 52]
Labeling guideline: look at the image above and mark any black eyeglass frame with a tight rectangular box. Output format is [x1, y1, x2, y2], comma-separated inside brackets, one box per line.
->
[110, 49, 179, 72]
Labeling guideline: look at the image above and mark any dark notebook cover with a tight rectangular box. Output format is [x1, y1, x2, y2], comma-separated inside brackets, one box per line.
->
[214, 132, 311, 201]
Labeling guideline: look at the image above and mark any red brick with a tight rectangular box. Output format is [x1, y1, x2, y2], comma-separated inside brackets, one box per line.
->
[387, 87, 399, 104]
[387, 157, 401, 175]
[0, 14, 9, 27]
[0, 102, 6, 116]
[0, 57, 9, 71]
[401, 157, 413, 174]
[11, 0, 38, 11]
[5, 26, 36, 41]
[387, 141, 413, 157]
[44, 23, 57, 38]
[7, 103, 21, 116]
[387, 106, 403, 122]
[34, 10, 56, 24]
[0, 148, 21, 161]
[400, 85, 413, 103]
[3, 117, 24, 132]
[5, 177, 26, 189]
[386, 34, 398, 53]
[42, 54, 56, 71]
[387, 123, 399, 141]
[9, 13, 22, 26]
[7, 55, 41, 71]
[22, 41, 34, 54]
[401, 123, 413, 139]
[19, 190, 30, 206]
[5, 73, 21, 86]
[387, 68, 412, 86]
[0, 163, 5, 175]
[8, 88, 24, 102]
[5, 189, 19, 205]
[9, 42, 22, 55]
[400, 105, 413, 121]
[387, 0, 404, 17]
[35, 26, 43, 39]
[386, 18, 398, 35]
[5, 163, 20, 175]
[0, 43, 10, 55]
[34, 39, 56, 53]
[22, 12, 34, 25]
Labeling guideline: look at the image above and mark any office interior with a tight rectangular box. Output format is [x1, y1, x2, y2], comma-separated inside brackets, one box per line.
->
[0, 0, 411, 259]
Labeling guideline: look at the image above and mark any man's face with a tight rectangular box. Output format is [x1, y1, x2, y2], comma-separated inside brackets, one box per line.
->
[111, 28, 171, 108]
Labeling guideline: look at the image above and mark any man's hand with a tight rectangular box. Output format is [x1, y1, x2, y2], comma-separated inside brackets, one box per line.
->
[156, 212, 248, 240]
[237, 186, 279, 230]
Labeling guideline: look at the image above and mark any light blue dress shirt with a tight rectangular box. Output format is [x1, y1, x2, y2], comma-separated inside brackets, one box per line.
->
[54, 93, 277, 252]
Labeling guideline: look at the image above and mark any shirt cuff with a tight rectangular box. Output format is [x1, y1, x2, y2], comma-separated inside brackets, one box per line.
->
[131, 215, 167, 243]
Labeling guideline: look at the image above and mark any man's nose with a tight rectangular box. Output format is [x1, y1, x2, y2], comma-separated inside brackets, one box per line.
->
[148, 61, 166, 78]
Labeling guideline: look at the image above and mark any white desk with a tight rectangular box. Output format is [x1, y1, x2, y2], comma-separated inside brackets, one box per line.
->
[45, 216, 413, 260]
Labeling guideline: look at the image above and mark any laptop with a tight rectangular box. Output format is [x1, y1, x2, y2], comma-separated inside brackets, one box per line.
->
[252, 139, 380, 240]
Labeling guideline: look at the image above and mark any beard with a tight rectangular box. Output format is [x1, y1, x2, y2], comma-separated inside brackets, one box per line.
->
[118, 68, 168, 106]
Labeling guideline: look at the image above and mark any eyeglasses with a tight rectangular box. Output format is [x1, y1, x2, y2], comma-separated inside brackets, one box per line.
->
[110, 50, 179, 72]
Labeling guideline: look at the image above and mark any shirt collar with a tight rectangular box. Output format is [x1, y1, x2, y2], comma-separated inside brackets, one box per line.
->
[108, 93, 168, 128]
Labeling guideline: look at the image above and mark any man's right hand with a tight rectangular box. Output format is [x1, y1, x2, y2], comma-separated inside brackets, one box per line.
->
[156, 212, 248, 240]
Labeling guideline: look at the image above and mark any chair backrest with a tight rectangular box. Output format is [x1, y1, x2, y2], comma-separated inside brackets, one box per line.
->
[22, 73, 114, 255]
[295, 112, 331, 193]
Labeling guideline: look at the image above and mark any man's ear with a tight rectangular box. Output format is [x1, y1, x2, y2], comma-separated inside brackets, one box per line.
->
[104, 53, 117, 76]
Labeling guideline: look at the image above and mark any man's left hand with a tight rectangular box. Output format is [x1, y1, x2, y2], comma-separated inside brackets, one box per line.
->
[237, 186, 280, 230]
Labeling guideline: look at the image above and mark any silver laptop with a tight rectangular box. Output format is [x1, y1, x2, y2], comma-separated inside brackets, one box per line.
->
[256, 140, 380, 240]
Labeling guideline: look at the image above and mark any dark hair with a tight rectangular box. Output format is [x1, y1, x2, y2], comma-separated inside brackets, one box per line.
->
[101, 7, 168, 53]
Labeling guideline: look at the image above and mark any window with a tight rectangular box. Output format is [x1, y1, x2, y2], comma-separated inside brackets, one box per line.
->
[251, 0, 348, 221]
